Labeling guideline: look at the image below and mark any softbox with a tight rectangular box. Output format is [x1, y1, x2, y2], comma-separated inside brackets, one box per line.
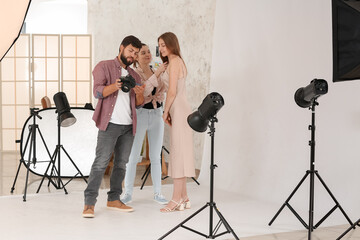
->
[0, 0, 32, 61]
[332, 0, 360, 82]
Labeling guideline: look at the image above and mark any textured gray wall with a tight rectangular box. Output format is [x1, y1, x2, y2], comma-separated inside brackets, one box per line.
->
[88, 0, 217, 168]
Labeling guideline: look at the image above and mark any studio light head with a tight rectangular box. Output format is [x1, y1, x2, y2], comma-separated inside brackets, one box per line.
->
[53, 92, 76, 127]
[187, 92, 224, 132]
[294, 79, 328, 108]
[163, 91, 238, 239]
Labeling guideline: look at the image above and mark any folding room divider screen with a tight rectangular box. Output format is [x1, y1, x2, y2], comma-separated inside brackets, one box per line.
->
[0, 34, 92, 151]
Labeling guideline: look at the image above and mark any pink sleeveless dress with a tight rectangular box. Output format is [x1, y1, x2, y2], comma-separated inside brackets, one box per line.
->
[163, 63, 195, 178]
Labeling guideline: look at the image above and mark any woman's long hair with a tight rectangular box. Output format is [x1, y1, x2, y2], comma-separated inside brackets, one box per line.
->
[158, 32, 185, 68]
[133, 43, 147, 68]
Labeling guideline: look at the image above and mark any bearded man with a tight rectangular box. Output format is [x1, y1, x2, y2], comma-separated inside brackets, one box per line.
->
[83, 35, 145, 218]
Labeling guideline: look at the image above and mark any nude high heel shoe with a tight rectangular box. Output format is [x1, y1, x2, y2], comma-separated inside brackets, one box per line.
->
[160, 199, 184, 213]
[185, 200, 191, 209]
[182, 198, 191, 209]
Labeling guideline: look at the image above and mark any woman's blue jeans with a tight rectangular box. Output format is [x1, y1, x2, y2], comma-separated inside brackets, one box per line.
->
[124, 107, 164, 196]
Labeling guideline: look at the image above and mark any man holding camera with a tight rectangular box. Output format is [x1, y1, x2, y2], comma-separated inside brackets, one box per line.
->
[83, 35, 145, 218]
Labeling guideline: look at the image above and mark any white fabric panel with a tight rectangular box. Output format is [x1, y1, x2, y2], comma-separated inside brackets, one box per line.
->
[201, 0, 360, 218]
[20, 108, 97, 177]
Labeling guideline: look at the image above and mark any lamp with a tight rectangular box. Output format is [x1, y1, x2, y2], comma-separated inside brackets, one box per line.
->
[53, 92, 76, 127]
[294, 79, 328, 108]
[160, 92, 239, 240]
[187, 92, 224, 132]
[37, 92, 87, 192]
[270, 79, 353, 240]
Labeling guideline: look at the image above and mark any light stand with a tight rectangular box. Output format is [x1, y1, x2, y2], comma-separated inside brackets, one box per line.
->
[36, 92, 87, 191]
[338, 218, 360, 239]
[37, 116, 88, 191]
[10, 108, 66, 201]
[158, 117, 239, 240]
[268, 100, 353, 239]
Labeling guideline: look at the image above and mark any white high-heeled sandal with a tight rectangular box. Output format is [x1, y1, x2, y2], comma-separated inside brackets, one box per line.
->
[182, 198, 191, 209]
[160, 199, 184, 213]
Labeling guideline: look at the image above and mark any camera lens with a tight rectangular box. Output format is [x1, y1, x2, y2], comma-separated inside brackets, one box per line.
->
[121, 85, 130, 92]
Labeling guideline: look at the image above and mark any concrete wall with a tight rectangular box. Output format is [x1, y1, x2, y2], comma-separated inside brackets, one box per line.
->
[88, 0, 217, 169]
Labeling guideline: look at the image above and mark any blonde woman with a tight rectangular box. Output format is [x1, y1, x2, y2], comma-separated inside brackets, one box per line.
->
[122, 44, 168, 205]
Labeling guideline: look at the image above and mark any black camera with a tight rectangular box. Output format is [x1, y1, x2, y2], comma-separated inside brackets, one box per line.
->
[119, 74, 136, 92]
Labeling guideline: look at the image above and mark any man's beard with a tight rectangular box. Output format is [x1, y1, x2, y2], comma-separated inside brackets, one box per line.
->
[120, 53, 133, 66]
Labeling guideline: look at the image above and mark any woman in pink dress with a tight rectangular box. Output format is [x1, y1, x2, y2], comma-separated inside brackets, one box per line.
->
[158, 32, 195, 212]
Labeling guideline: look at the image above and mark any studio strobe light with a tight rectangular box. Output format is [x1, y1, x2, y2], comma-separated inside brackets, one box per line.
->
[188, 92, 224, 132]
[53, 92, 77, 127]
[294, 79, 328, 108]
[37, 92, 87, 192]
[159, 92, 239, 240]
[269, 79, 352, 240]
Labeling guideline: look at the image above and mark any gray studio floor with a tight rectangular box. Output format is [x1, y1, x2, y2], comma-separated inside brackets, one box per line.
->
[1, 152, 360, 240]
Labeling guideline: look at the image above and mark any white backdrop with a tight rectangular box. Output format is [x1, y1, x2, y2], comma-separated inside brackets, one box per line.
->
[199, 0, 360, 219]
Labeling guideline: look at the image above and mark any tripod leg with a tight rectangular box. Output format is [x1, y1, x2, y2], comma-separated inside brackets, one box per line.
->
[47, 156, 68, 193]
[37, 127, 54, 159]
[47, 151, 57, 187]
[337, 218, 360, 240]
[61, 146, 88, 183]
[158, 204, 209, 240]
[23, 160, 32, 202]
[37, 153, 68, 194]
[38, 148, 59, 191]
[12, 128, 33, 193]
[308, 169, 315, 239]
[269, 171, 310, 225]
[10, 159, 23, 193]
[191, 177, 200, 185]
[36, 126, 57, 188]
[314, 172, 353, 227]
[23, 135, 35, 202]
[23, 161, 31, 202]
[37, 149, 67, 192]
[141, 165, 150, 180]
[314, 205, 337, 229]
[213, 205, 240, 240]
[36, 154, 55, 193]
[49, 163, 68, 194]
[140, 166, 151, 190]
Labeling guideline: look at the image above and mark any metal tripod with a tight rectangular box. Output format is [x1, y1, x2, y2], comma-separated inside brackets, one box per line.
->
[158, 117, 239, 240]
[10, 108, 66, 201]
[268, 100, 353, 240]
[37, 116, 87, 192]
[337, 218, 360, 239]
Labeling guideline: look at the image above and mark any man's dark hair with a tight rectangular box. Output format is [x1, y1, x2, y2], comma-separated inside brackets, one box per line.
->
[119, 35, 142, 52]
